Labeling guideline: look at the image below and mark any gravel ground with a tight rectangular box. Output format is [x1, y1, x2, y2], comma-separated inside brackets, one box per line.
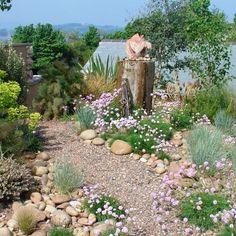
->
[40, 121, 171, 236]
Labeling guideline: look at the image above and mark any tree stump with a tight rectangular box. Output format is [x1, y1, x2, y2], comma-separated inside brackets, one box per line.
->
[117, 60, 155, 113]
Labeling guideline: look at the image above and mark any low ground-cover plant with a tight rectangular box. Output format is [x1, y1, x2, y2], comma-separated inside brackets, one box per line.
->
[157, 151, 171, 161]
[53, 162, 84, 194]
[101, 227, 128, 236]
[214, 110, 236, 136]
[219, 223, 236, 236]
[76, 105, 96, 131]
[170, 109, 193, 130]
[187, 126, 227, 171]
[180, 192, 230, 230]
[83, 195, 126, 222]
[49, 228, 74, 236]
[17, 207, 37, 235]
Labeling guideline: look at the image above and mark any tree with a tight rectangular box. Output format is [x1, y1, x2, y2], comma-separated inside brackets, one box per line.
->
[83, 26, 101, 49]
[13, 24, 67, 71]
[0, 0, 12, 11]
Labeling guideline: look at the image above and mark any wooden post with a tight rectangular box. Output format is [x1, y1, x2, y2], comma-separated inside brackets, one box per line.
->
[117, 60, 155, 113]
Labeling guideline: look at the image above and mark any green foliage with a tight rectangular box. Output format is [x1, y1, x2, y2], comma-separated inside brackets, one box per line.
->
[83, 26, 101, 49]
[180, 192, 230, 229]
[157, 151, 171, 161]
[76, 106, 96, 131]
[84, 195, 125, 222]
[13, 24, 67, 71]
[0, 0, 12, 11]
[184, 87, 230, 121]
[187, 126, 227, 171]
[214, 110, 236, 136]
[53, 162, 84, 194]
[0, 154, 38, 201]
[170, 109, 193, 130]
[49, 228, 74, 236]
[101, 228, 128, 236]
[0, 69, 7, 79]
[33, 61, 83, 119]
[228, 144, 236, 172]
[81, 55, 118, 81]
[219, 223, 236, 236]
[0, 43, 25, 102]
[17, 208, 37, 235]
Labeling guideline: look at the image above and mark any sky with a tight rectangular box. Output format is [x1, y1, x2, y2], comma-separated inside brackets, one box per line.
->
[0, 0, 235, 28]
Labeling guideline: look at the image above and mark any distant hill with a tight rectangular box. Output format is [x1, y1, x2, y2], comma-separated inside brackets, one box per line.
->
[0, 23, 124, 41]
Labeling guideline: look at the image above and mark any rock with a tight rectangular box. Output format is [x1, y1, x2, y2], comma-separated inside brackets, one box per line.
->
[88, 213, 96, 225]
[171, 139, 183, 147]
[78, 218, 88, 226]
[51, 210, 71, 226]
[142, 154, 151, 160]
[25, 153, 36, 160]
[38, 202, 46, 211]
[173, 132, 183, 140]
[32, 166, 48, 176]
[41, 174, 48, 186]
[75, 231, 90, 236]
[156, 164, 167, 174]
[51, 195, 71, 204]
[140, 157, 147, 163]
[147, 157, 156, 166]
[174, 178, 194, 188]
[83, 140, 92, 144]
[16, 206, 46, 222]
[33, 160, 48, 167]
[37, 152, 50, 161]
[90, 222, 113, 236]
[57, 202, 70, 209]
[92, 138, 105, 146]
[65, 206, 79, 217]
[12, 202, 23, 213]
[45, 205, 57, 214]
[172, 154, 182, 161]
[168, 162, 181, 174]
[133, 154, 141, 160]
[6, 219, 17, 229]
[0, 227, 12, 236]
[80, 129, 97, 140]
[69, 201, 81, 209]
[30, 192, 42, 204]
[111, 140, 132, 155]
[48, 173, 53, 181]
[31, 230, 47, 236]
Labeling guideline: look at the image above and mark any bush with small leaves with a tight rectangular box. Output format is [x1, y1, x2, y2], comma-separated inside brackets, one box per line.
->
[187, 126, 227, 171]
[53, 162, 84, 194]
[180, 192, 230, 229]
[0, 155, 38, 201]
[49, 228, 74, 236]
[17, 208, 37, 235]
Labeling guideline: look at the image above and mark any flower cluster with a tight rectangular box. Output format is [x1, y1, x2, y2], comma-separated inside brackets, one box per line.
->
[110, 116, 137, 130]
[151, 90, 168, 100]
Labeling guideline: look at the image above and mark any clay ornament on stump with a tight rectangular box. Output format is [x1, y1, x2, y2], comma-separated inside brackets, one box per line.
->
[125, 33, 152, 60]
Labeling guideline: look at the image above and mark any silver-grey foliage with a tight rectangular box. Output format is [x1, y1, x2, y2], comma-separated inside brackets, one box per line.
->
[187, 126, 227, 169]
[76, 106, 96, 131]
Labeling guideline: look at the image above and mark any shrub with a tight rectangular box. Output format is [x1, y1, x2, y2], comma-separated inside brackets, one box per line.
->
[187, 126, 227, 171]
[0, 154, 38, 201]
[170, 109, 193, 130]
[17, 207, 37, 235]
[180, 192, 230, 229]
[33, 61, 83, 120]
[49, 228, 74, 236]
[53, 162, 84, 194]
[184, 87, 229, 121]
[0, 43, 25, 102]
[76, 105, 96, 131]
[214, 110, 236, 136]
[84, 195, 125, 222]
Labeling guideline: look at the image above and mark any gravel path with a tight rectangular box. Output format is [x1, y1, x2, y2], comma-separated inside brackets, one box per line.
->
[40, 121, 166, 236]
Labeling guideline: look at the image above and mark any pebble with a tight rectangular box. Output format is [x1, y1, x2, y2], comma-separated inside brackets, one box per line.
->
[45, 205, 57, 214]
[133, 154, 141, 160]
[51, 210, 71, 226]
[80, 129, 97, 140]
[31, 230, 47, 236]
[32, 166, 48, 176]
[111, 140, 132, 155]
[37, 152, 50, 161]
[140, 157, 148, 163]
[51, 195, 71, 204]
[65, 206, 80, 217]
[30, 192, 42, 204]
[92, 137, 105, 146]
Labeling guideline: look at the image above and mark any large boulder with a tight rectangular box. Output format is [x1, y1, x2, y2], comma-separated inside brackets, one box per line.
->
[80, 130, 97, 140]
[0, 227, 12, 236]
[111, 140, 132, 155]
[51, 210, 71, 226]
